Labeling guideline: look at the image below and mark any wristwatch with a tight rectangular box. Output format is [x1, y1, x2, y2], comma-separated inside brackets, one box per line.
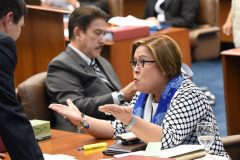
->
[78, 113, 90, 130]
[117, 91, 125, 104]
[125, 116, 137, 131]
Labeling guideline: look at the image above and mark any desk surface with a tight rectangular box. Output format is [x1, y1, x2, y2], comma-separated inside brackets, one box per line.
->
[4, 129, 208, 159]
[5, 129, 114, 160]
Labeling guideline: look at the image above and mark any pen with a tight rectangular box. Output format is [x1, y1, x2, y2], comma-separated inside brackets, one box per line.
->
[77, 142, 107, 151]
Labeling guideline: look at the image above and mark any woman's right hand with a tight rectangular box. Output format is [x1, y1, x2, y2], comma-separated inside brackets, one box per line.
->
[99, 104, 133, 126]
[121, 81, 137, 101]
[0, 153, 6, 160]
[49, 99, 81, 126]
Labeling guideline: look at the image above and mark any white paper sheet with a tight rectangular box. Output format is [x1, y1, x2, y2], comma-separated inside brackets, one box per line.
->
[108, 15, 156, 27]
[114, 144, 205, 158]
[43, 153, 76, 160]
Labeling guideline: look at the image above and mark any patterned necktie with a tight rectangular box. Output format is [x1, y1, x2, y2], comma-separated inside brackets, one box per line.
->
[90, 59, 114, 90]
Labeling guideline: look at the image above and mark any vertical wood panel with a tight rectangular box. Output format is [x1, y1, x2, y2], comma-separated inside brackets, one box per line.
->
[220, 0, 233, 42]
[123, 0, 146, 18]
[15, 6, 69, 86]
[221, 49, 240, 135]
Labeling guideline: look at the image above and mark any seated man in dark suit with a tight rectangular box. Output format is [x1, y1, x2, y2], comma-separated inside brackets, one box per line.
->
[0, 0, 43, 159]
[144, 0, 198, 28]
[46, 6, 137, 132]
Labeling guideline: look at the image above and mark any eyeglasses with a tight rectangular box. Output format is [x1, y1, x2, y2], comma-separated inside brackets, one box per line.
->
[130, 59, 156, 69]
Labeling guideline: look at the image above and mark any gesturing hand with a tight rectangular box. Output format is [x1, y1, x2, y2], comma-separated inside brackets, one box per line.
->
[99, 104, 133, 125]
[49, 99, 81, 126]
[121, 82, 137, 101]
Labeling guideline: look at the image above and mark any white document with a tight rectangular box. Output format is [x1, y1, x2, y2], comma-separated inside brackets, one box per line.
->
[150, 144, 204, 158]
[108, 15, 156, 27]
[43, 153, 77, 160]
[195, 155, 229, 160]
[114, 144, 204, 158]
[145, 142, 162, 156]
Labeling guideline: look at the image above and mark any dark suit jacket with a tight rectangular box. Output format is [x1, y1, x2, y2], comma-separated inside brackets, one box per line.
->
[46, 46, 121, 131]
[144, 0, 198, 28]
[0, 32, 43, 159]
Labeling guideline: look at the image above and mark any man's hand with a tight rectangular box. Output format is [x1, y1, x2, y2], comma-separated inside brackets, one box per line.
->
[121, 82, 137, 101]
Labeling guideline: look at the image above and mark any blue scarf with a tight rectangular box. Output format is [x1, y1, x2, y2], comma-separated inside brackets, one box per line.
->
[133, 75, 184, 125]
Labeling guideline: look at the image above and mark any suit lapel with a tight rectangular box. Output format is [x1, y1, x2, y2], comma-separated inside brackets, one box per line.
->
[66, 46, 121, 90]
[65, 46, 85, 66]
[162, 0, 172, 9]
[65, 46, 96, 74]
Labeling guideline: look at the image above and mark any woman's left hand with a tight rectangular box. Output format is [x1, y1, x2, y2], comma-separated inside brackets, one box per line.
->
[99, 104, 133, 125]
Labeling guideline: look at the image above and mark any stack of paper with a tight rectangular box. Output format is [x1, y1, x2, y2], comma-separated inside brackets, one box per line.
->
[108, 15, 156, 27]
[114, 145, 206, 160]
[113, 155, 174, 160]
[107, 15, 171, 33]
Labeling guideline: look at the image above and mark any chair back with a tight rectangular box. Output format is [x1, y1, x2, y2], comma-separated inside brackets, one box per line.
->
[189, 0, 220, 60]
[196, 0, 219, 27]
[108, 0, 124, 17]
[17, 72, 54, 126]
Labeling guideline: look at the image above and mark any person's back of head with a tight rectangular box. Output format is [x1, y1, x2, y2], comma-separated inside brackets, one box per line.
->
[0, 0, 27, 24]
[0, 0, 27, 40]
[68, 5, 108, 40]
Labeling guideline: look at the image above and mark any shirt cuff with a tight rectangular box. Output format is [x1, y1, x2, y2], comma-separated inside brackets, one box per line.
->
[112, 91, 121, 105]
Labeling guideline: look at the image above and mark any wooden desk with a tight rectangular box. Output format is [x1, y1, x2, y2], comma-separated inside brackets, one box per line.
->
[5, 129, 114, 160]
[4, 129, 207, 160]
[104, 27, 191, 87]
[221, 48, 240, 135]
[15, 5, 70, 86]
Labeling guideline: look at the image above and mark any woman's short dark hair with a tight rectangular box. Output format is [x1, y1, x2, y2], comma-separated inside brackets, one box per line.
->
[68, 5, 108, 40]
[0, 0, 27, 24]
[132, 35, 182, 79]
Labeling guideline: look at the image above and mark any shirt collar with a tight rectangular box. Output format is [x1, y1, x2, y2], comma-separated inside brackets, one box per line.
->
[68, 44, 92, 66]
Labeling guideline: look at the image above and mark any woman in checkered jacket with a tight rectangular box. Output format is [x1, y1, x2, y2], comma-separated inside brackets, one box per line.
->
[49, 35, 229, 158]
